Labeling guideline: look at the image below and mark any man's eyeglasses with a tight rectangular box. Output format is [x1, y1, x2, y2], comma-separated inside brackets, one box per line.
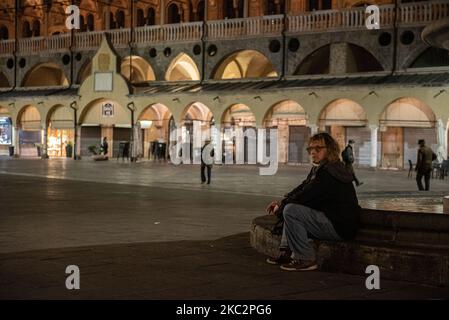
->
[306, 146, 327, 153]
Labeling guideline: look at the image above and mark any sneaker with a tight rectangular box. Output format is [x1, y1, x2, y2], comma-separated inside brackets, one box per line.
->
[280, 259, 318, 271]
[266, 251, 292, 265]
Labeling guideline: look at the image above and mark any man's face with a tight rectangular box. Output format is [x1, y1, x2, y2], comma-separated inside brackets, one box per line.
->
[307, 139, 328, 164]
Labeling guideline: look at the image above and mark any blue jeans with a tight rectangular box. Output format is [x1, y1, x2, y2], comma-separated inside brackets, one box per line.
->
[280, 203, 341, 262]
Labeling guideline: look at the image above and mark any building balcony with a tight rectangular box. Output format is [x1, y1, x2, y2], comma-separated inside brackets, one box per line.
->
[0, 1, 448, 57]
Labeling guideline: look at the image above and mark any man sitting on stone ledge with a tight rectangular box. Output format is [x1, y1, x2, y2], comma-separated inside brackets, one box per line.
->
[265, 132, 361, 271]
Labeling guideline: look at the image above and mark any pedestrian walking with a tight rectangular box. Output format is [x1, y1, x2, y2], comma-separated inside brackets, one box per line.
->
[341, 139, 363, 187]
[201, 139, 214, 184]
[416, 139, 437, 191]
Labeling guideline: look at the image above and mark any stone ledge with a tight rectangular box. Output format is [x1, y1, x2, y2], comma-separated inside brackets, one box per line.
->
[250, 214, 449, 287]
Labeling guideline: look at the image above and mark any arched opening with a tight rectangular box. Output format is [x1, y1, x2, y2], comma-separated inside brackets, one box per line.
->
[87, 14, 95, 31]
[116, 10, 125, 28]
[319, 99, 369, 165]
[147, 7, 156, 25]
[137, 9, 145, 27]
[221, 104, 256, 163]
[295, 45, 330, 75]
[18, 105, 42, 157]
[121, 56, 156, 83]
[32, 20, 40, 37]
[223, 0, 244, 19]
[197, 1, 205, 21]
[379, 97, 437, 169]
[166, 53, 200, 81]
[110, 12, 116, 29]
[263, 100, 308, 163]
[410, 47, 449, 68]
[346, 43, 384, 72]
[266, 0, 285, 15]
[138, 103, 173, 160]
[79, 99, 130, 158]
[167, 3, 181, 24]
[0, 72, 10, 87]
[46, 105, 75, 158]
[307, 0, 332, 11]
[180, 102, 214, 162]
[0, 25, 9, 40]
[213, 50, 278, 79]
[22, 63, 69, 87]
[22, 21, 32, 38]
[79, 15, 87, 32]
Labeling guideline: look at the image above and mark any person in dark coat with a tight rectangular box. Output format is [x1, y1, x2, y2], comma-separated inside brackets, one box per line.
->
[101, 137, 108, 156]
[201, 139, 214, 184]
[342, 139, 363, 187]
[415, 139, 436, 191]
[265, 132, 361, 271]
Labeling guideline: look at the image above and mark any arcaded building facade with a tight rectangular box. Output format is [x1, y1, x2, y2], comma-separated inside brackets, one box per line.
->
[0, 0, 448, 168]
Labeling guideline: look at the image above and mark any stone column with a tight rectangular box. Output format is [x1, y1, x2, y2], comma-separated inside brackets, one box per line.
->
[437, 119, 448, 161]
[211, 124, 222, 164]
[105, 5, 111, 30]
[243, 0, 249, 18]
[75, 125, 81, 159]
[41, 123, 48, 159]
[308, 124, 318, 135]
[13, 126, 19, 156]
[160, 0, 166, 24]
[370, 125, 378, 168]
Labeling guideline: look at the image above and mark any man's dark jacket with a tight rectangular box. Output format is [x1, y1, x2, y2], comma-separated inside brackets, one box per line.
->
[280, 161, 361, 240]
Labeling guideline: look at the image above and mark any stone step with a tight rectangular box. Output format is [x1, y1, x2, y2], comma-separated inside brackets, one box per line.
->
[250, 215, 449, 287]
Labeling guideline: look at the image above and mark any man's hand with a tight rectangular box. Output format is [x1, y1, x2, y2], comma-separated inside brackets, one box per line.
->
[266, 201, 280, 215]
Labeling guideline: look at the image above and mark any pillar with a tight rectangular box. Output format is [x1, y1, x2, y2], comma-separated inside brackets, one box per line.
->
[13, 126, 19, 156]
[41, 123, 48, 159]
[370, 125, 378, 168]
[308, 124, 318, 135]
[161, 0, 166, 24]
[437, 119, 448, 161]
[75, 125, 81, 159]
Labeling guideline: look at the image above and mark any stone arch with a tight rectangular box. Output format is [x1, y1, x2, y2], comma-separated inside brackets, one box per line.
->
[167, 2, 182, 24]
[16, 105, 43, 157]
[221, 103, 256, 127]
[319, 99, 369, 161]
[46, 104, 75, 157]
[139, 103, 173, 159]
[409, 47, 449, 68]
[165, 53, 200, 81]
[212, 50, 278, 80]
[263, 100, 309, 163]
[379, 97, 437, 169]
[295, 45, 330, 75]
[121, 56, 156, 83]
[22, 63, 69, 87]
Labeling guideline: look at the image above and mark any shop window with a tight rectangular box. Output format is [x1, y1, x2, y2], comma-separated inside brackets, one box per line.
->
[0, 117, 12, 145]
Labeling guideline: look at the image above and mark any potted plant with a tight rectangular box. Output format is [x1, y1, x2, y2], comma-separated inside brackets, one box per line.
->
[65, 141, 73, 158]
[88, 145, 108, 161]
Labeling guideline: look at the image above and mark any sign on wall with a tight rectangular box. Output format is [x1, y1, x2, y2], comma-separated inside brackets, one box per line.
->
[102, 102, 114, 118]
[0, 117, 12, 145]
